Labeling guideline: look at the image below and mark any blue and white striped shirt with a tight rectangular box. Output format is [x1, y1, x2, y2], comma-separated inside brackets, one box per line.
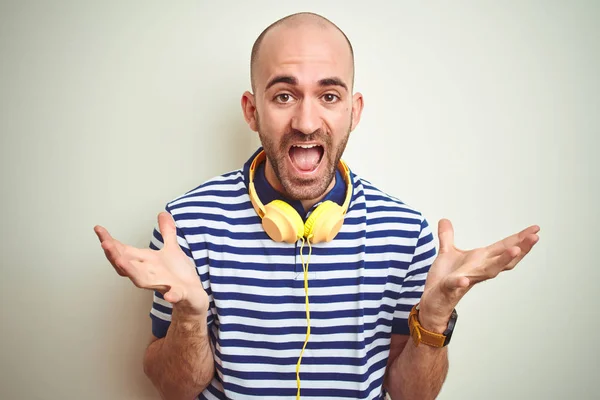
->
[149, 148, 436, 400]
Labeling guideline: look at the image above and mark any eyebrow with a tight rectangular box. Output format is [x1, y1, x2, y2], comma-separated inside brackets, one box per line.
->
[265, 75, 297, 91]
[264, 75, 348, 92]
[318, 77, 348, 92]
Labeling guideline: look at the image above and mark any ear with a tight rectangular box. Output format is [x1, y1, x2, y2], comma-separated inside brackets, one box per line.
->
[350, 92, 364, 132]
[241, 91, 259, 132]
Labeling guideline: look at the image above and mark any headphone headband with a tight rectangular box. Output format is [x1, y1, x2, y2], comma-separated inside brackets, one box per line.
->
[248, 151, 267, 218]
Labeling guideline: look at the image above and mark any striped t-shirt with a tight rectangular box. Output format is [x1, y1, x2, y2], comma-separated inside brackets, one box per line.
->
[149, 148, 436, 400]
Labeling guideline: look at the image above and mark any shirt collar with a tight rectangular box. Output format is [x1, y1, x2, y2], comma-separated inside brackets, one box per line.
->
[244, 147, 348, 220]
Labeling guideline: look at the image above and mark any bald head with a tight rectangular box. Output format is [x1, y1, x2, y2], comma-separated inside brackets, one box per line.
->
[250, 12, 355, 92]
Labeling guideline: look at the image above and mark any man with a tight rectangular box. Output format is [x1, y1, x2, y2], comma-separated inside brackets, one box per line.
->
[94, 12, 539, 400]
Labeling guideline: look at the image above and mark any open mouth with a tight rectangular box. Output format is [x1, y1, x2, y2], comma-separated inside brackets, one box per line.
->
[288, 144, 324, 173]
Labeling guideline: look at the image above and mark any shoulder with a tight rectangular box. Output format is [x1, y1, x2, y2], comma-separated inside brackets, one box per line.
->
[165, 169, 246, 209]
[161, 169, 252, 228]
[351, 173, 426, 229]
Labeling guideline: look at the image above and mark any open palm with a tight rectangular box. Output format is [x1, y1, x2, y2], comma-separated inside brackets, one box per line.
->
[94, 212, 207, 313]
[421, 219, 540, 320]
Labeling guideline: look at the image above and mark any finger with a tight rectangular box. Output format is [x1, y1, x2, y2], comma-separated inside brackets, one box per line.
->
[123, 260, 172, 292]
[110, 260, 128, 277]
[438, 219, 455, 253]
[107, 256, 127, 277]
[486, 225, 540, 257]
[100, 239, 127, 276]
[94, 225, 113, 243]
[101, 238, 125, 263]
[103, 242, 145, 277]
[504, 233, 540, 270]
[482, 246, 521, 279]
[158, 212, 178, 248]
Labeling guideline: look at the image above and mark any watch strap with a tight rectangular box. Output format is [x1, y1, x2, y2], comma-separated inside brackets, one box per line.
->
[408, 303, 454, 347]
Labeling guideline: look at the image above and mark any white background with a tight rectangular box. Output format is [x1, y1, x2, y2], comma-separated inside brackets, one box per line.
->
[1, 1, 598, 399]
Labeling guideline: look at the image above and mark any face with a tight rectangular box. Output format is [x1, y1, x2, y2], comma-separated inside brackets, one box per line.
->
[242, 24, 363, 202]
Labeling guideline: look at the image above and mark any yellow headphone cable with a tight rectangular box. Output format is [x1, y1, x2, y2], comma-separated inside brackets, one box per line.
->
[296, 237, 313, 400]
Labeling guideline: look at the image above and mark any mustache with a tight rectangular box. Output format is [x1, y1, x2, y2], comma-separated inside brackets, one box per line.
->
[280, 129, 329, 146]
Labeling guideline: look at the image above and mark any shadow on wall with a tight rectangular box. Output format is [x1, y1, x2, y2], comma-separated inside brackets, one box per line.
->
[213, 103, 262, 173]
[100, 100, 255, 399]
[102, 286, 162, 399]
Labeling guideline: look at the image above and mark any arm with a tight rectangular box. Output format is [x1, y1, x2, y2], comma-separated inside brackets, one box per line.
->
[144, 303, 214, 400]
[95, 212, 215, 400]
[385, 219, 539, 399]
[384, 331, 448, 400]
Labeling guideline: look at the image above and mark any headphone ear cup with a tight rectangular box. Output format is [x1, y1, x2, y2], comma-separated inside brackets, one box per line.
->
[263, 200, 305, 243]
[304, 201, 344, 243]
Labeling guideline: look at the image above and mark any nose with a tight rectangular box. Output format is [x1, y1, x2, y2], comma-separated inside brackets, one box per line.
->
[291, 99, 321, 135]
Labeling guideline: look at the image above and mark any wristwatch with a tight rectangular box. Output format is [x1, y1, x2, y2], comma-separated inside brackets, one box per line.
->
[408, 303, 458, 347]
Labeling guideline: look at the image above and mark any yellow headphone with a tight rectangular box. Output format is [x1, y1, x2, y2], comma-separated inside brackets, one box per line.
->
[248, 149, 352, 398]
[248, 150, 352, 244]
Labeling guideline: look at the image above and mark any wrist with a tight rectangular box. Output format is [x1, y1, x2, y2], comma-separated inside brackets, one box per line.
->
[179, 282, 209, 315]
[416, 300, 455, 334]
[173, 284, 208, 316]
[173, 301, 207, 318]
[172, 303, 209, 336]
[417, 310, 451, 334]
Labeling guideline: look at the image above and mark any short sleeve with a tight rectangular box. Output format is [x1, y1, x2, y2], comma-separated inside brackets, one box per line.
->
[391, 217, 437, 335]
[148, 210, 214, 338]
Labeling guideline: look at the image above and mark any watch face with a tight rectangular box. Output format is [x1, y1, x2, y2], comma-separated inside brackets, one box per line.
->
[443, 309, 458, 346]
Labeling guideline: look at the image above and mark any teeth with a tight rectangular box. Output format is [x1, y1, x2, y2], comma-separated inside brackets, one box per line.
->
[293, 144, 318, 149]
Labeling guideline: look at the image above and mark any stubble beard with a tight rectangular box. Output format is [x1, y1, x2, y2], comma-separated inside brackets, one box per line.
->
[256, 118, 351, 201]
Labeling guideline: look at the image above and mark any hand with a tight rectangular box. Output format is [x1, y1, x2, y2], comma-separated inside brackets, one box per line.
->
[418, 219, 540, 331]
[94, 212, 208, 314]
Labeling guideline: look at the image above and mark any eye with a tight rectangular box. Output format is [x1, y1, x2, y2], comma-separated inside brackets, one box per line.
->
[322, 93, 340, 103]
[274, 93, 294, 104]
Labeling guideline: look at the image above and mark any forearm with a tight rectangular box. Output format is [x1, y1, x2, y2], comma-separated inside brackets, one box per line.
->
[144, 303, 214, 400]
[385, 338, 448, 400]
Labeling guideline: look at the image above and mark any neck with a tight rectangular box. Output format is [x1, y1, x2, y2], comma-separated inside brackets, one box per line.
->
[299, 178, 336, 212]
